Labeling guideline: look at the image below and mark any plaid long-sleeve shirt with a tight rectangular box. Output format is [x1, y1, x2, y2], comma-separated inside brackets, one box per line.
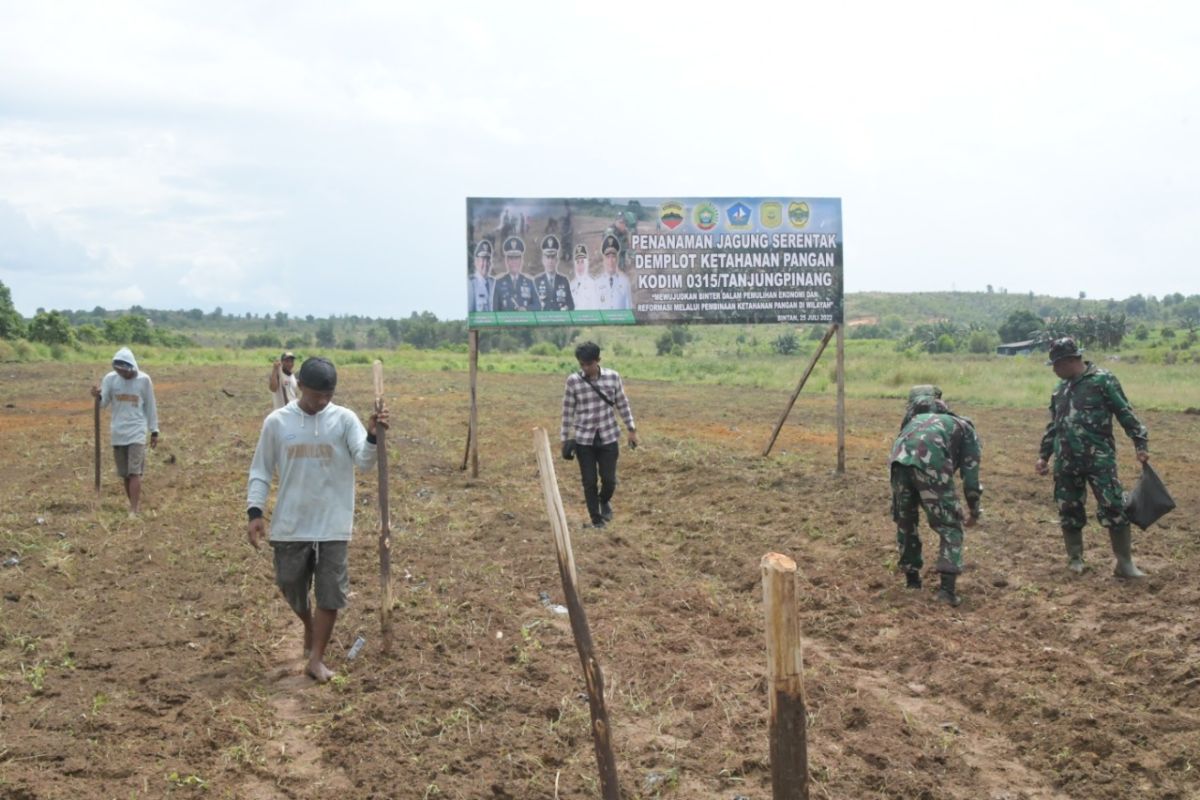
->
[561, 368, 636, 445]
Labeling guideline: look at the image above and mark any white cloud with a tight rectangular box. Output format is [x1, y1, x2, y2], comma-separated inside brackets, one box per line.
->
[0, 0, 1197, 318]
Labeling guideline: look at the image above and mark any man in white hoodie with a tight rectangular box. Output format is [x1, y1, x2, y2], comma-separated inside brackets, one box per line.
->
[245, 356, 388, 683]
[90, 347, 159, 514]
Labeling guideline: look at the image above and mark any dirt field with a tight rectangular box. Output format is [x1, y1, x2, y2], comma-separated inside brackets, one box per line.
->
[1, 362, 1197, 799]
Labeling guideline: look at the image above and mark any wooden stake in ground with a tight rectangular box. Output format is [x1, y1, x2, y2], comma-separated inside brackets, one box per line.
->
[761, 552, 809, 800]
[93, 391, 101, 494]
[373, 360, 393, 646]
[762, 323, 837, 457]
[532, 427, 621, 800]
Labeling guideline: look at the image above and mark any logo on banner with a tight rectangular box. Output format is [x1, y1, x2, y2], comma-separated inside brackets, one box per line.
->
[760, 202, 782, 228]
[726, 202, 752, 229]
[788, 201, 811, 228]
[660, 202, 684, 230]
[694, 202, 719, 231]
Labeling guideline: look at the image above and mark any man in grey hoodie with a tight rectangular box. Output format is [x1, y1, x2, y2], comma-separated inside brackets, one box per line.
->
[90, 347, 159, 514]
[245, 356, 388, 683]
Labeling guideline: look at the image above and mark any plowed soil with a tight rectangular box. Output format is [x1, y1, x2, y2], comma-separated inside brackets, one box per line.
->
[1, 362, 1197, 799]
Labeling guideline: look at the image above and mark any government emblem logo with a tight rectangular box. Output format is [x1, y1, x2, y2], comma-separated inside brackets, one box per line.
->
[694, 202, 719, 231]
[660, 201, 684, 230]
[726, 202, 752, 229]
[788, 201, 810, 228]
[760, 201, 782, 228]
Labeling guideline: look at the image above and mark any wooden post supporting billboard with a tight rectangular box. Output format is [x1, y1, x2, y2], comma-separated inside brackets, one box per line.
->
[836, 322, 845, 474]
[467, 329, 479, 477]
[762, 324, 837, 457]
[533, 427, 621, 800]
[761, 552, 808, 800]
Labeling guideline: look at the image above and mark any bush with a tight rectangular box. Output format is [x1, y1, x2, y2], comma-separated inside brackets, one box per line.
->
[243, 332, 282, 349]
[76, 324, 102, 344]
[932, 334, 957, 353]
[656, 324, 693, 356]
[967, 331, 998, 354]
[772, 331, 800, 355]
[527, 341, 560, 357]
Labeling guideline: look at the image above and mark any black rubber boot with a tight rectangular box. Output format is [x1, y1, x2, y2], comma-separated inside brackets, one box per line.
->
[1062, 526, 1086, 574]
[1109, 525, 1146, 578]
[905, 570, 922, 589]
[936, 573, 962, 607]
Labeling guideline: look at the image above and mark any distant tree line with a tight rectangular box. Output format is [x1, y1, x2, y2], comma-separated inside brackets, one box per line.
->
[0, 281, 572, 354]
[4, 279, 1197, 355]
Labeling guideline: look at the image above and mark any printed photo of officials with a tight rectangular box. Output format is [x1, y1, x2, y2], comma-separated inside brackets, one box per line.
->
[467, 202, 637, 314]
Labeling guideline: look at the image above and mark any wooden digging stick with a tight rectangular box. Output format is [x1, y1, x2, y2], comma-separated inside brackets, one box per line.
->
[373, 360, 393, 645]
[93, 391, 101, 494]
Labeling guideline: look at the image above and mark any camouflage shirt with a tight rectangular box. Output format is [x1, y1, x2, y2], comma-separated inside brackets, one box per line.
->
[890, 412, 983, 510]
[1038, 362, 1148, 472]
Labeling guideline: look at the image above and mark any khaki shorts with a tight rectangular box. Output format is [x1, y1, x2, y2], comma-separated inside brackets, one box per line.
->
[271, 541, 350, 614]
[112, 444, 146, 477]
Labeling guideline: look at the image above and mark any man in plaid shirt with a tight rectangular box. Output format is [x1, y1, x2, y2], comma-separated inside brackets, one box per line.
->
[561, 341, 639, 528]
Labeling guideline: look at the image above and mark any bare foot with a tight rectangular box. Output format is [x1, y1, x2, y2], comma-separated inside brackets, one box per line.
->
[304, 661, 335, 683]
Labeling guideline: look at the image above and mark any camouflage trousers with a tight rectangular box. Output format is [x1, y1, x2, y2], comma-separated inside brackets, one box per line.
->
[1054, 463, 1129, 530]
[890, 464, 965, 575]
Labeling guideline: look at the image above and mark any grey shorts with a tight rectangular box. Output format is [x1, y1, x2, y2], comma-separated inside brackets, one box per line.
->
[271, 541, 350, 614]
[112, 444, 146, 477]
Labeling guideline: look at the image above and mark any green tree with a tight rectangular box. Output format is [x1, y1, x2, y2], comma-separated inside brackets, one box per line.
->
[27, 311, 77, 346]
[76, 323, 102, 344]
[315, 321, 336, 347]
[104, 314, 154, 345]
[997, 310, 1043, 343]
[0, 280, 24, 339]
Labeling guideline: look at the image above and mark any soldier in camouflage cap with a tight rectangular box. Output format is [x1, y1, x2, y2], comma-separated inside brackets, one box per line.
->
[1035, 337, 1150, 578]
[890, 390, 982, 607]
[900, 384, 942, 430]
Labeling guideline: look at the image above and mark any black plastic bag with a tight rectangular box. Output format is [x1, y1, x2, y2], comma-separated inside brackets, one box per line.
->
[1124, 463, 1176, 531]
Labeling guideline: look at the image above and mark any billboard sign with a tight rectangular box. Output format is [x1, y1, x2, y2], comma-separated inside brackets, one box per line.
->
[467, 197, 842, 328]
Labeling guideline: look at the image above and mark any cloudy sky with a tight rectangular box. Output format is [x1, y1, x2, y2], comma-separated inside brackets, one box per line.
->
[1, 1, 1197, 319]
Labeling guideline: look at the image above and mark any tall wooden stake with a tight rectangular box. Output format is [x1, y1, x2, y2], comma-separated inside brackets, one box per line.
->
[762, 324, 837, 457]
[533, 427, 621, 800]
[93, 392, 101, 494]
[373, 360, 393, 646]
[835, 322, 845, 474]
[761, 552, 809, 800]
[468, 329, 479, 477]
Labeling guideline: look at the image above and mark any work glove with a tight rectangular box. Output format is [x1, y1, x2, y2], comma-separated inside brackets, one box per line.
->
[561, 439, 577, 460]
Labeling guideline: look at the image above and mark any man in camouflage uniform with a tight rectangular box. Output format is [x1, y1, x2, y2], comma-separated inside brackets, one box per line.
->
[890, 387, 982, 607]
[1035, 337, 1149, 578]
